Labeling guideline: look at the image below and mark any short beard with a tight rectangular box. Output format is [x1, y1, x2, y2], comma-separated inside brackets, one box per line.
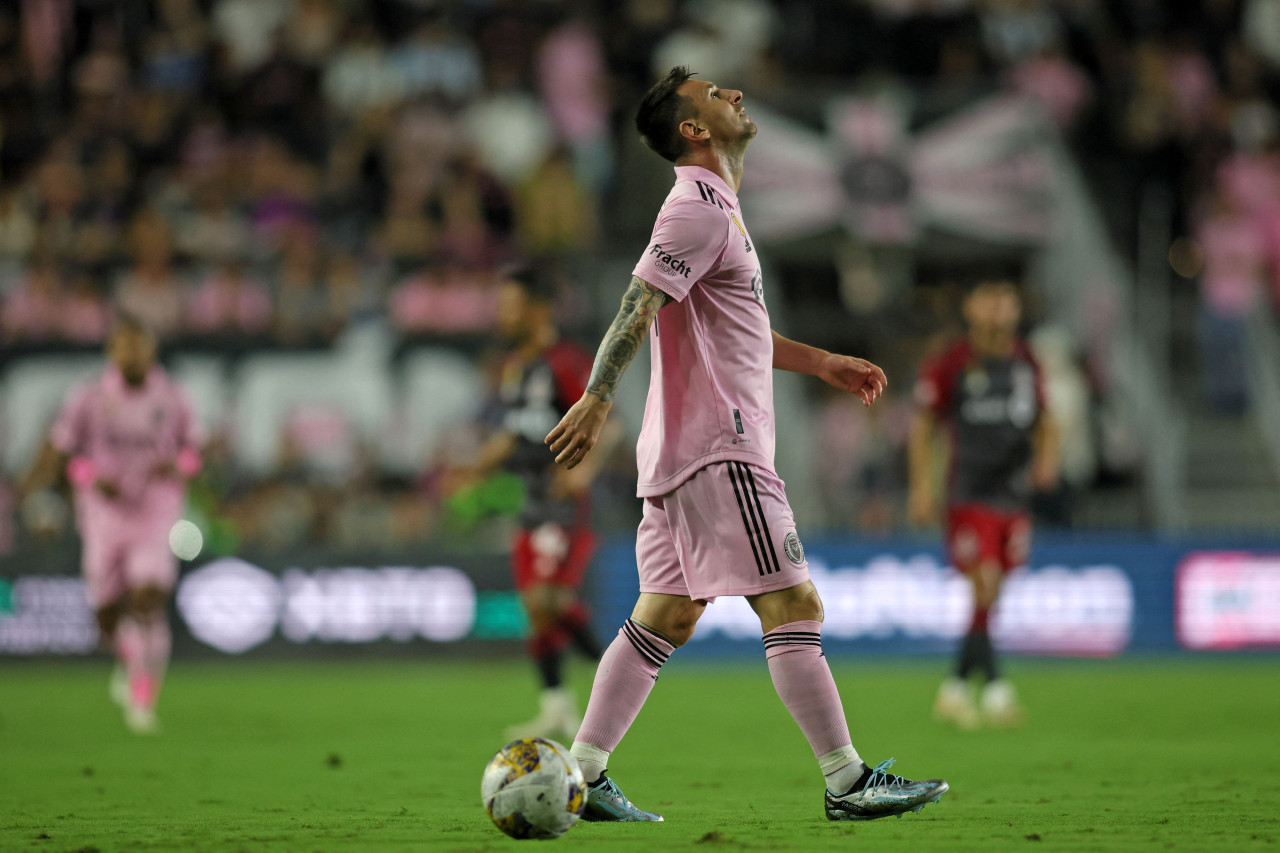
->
[121, 367, 148, 387]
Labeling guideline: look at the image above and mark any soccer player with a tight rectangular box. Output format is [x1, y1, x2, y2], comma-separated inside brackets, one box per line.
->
[908, 280, 1060, 728]
[543, 67, 949, 823]
[22, 315, 203, 733]
[465, 266, 609, 741]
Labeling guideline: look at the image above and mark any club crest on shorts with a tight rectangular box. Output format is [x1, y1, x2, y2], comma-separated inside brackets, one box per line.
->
[783, 531, 805, 565]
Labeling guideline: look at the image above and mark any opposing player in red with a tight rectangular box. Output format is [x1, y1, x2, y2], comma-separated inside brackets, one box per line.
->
[23, 315, 203, 733]
[466, 266, 609, 741]
[544, 67, 948, 823]
[909, 280, 1060, 727]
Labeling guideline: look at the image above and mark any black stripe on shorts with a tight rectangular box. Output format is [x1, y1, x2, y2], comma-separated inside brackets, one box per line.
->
[738, 463, 783, 576]
[728, 462, 769, 575]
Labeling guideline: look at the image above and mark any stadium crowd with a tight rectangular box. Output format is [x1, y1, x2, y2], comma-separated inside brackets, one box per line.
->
[3, 0, 1280, 551]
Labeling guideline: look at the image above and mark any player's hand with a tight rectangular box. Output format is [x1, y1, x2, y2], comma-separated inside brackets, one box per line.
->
[94, 478, 120, 500]
[818, 354, 887, 407]
[1031, 454, 1059, 492]
[440, 466, 479, 497]
[545, 394, 612, 470]
[907, 487, 937, 528]
[150, 460, 176, 480]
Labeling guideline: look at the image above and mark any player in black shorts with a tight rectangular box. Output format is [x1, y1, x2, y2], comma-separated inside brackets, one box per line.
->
[464, 266, 614, 740]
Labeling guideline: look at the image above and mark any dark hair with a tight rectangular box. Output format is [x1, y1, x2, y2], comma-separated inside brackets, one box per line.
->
[502, 263, 558, 305]
[968, 279, 1022, 300]
[635, 66, 696, 163]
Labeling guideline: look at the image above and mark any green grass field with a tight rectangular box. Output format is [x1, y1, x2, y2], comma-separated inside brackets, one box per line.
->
[2, 657, 1278, 852]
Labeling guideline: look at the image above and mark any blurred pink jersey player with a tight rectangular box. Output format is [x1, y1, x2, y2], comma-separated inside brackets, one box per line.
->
[25, 315, 203, 733]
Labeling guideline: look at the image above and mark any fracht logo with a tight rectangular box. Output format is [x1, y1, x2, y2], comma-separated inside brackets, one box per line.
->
[649, 244, 693, 278]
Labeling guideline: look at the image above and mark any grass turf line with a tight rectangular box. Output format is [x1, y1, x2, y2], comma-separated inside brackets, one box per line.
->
[1, 658, 1278, 852]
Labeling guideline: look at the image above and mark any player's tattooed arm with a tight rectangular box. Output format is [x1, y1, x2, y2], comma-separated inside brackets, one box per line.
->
[546, 276, 669, 469]
[585, 276, 670, 402]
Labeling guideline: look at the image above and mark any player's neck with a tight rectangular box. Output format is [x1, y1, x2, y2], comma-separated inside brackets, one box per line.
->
[516, 324, 558, 360]
[680, 146, 746, 193]
[969, 330, 1015, 358]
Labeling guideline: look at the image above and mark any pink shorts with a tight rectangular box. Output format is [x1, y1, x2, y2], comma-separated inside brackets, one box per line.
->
[637, 461, 810, 602]
[81, 523, 177, 610]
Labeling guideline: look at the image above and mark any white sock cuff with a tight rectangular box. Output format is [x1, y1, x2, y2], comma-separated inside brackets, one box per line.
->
[570, 741, 610, 767]
[818, 745, 860, 776]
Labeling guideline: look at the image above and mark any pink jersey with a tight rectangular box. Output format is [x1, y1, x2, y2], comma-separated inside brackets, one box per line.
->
[50, 366, 203, 532]
[631, 166, 773, 497]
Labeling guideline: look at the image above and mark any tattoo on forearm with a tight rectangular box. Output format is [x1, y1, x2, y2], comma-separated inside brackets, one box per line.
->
[586, 276, 669, 401]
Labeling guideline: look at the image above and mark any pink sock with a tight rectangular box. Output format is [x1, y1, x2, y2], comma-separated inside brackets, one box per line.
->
[572, 620, 674, 774]
[141, 615, 171, 697]
[118, 615, 171, 711]
[115, 618, 143, 672]
[764, 621, 853, 760]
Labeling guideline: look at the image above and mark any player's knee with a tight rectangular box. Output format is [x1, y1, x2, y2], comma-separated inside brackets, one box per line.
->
[521, 589, 552, 622]
[660, 619, 697, 648]
[631, 594, 705, 648]
[96, 604, 122, 638]
[749, 581, 824, 632]
[636, 604, 703, 648]
[128, 586, 168, 617]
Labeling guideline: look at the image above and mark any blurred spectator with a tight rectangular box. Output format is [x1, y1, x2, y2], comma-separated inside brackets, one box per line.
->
[390, 264, 497, 335]
[61, 268, 111, 345]
[535, 13, 613, 189]
[321, 18, 402, 118]
[979, 0, 1062, 66]
[438, 154, 514, 268]
[1009, 43, 1091, 130]
[814, 387, 912, 534]
[115, 208, 185, 340]
[283, 0, 343, 69]
[211, 0, 290, 76]
[651, 0, 777, 83]
[462, 90, 555, 186]
[1, 254, 64, 342]
[273, 225, 333, 344]
[392, 11, 484, 104]
[0, 186, 38, 262]
[1244, 0, 1280, 68]
[1029, 325, 1095, 524]
[324, 250, 380, 330]
[1195, 186, 1268, 414]
[185, 256, 273, 337]
[377, 183, 438, 273]
[515, 147, 599, 257]
[142, 0, 209, 95]
[77, 139, 136, 269]
[175, 182, 253, 267]
[247, 137, 320, 252]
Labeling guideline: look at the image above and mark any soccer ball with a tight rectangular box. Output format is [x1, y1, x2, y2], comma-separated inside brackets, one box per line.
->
[481, 737, 586, 839]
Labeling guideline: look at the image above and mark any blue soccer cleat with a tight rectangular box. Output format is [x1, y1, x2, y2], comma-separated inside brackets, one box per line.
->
[580, 774, 664, 822]
[824, 758, 948, 821]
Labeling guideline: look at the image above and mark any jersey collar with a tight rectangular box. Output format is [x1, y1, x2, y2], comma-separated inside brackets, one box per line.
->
[674, 165, 738, 210]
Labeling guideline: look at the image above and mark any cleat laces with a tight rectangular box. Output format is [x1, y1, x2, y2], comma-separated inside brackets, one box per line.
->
[859, 758, 908, 794]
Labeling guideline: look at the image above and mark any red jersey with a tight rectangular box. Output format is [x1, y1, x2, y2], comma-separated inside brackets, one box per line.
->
[916, 339, 1046, 510]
